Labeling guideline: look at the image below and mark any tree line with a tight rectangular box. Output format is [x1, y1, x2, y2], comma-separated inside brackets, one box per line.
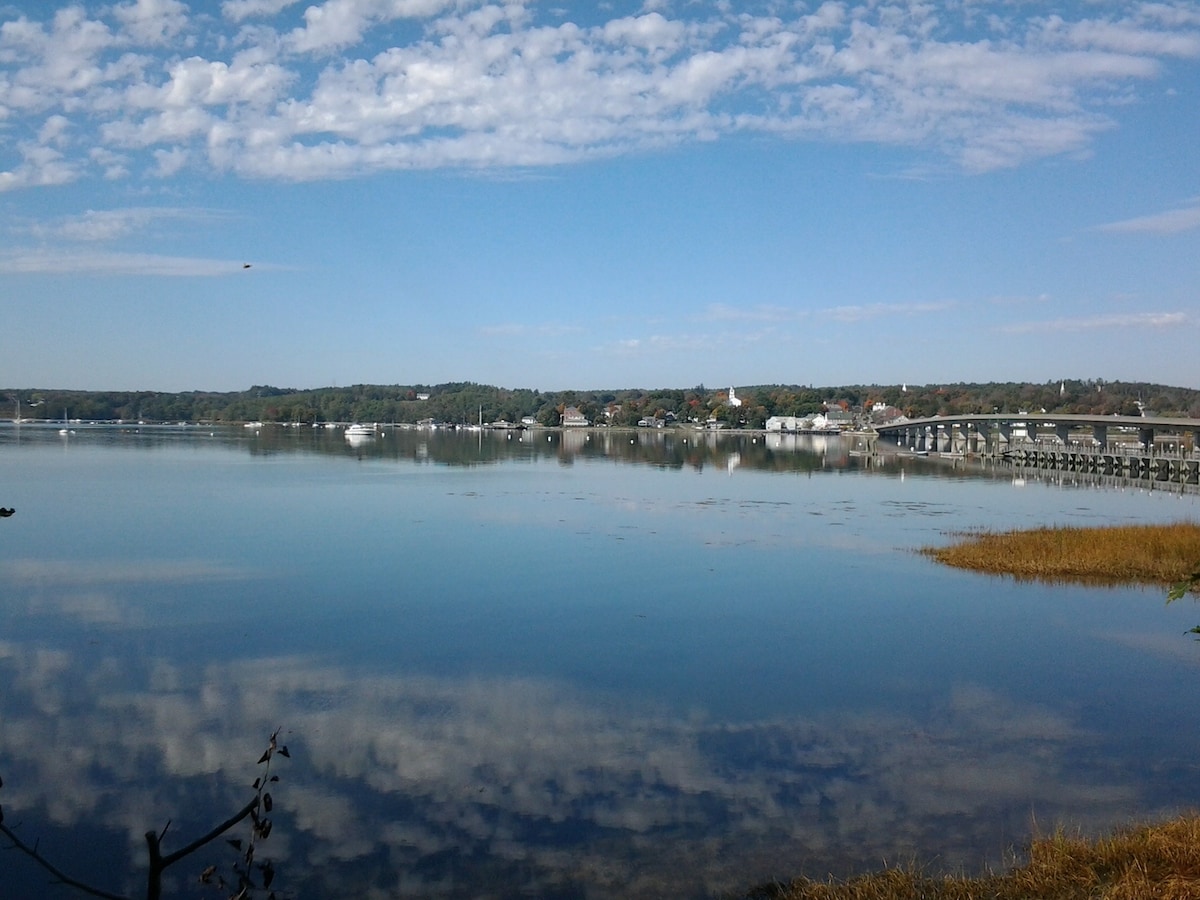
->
[4, 379, 1199, 428]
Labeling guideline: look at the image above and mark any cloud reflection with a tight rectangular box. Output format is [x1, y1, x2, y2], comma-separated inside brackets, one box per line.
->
[0, 642, 1167, 899]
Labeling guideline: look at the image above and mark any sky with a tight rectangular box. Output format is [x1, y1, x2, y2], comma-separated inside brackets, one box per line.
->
[0, 0, 1198, 393]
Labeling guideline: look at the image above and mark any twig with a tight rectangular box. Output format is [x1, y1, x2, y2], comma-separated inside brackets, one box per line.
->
[156, 796, 258, 869]
[1, 823, 128, 900]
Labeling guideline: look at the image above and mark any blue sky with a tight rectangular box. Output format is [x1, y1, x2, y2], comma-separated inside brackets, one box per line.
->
[1, 0, 1198, 393]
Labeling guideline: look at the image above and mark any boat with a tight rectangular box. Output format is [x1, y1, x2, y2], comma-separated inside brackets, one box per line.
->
[345, 423, 375, 436]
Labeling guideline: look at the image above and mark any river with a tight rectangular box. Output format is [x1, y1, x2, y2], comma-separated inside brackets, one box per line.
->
[2, 424, 1199, 898]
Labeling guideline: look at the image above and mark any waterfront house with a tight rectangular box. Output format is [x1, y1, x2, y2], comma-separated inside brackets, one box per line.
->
[562, 406, 589, 427]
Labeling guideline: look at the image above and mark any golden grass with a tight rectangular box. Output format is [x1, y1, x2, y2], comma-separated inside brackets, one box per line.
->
[921, 522, 1200, 589]
[745, 815, 1200, 900]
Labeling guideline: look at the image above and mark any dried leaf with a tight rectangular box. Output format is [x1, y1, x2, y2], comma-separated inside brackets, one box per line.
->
[252, 777, 261, 790]
[227, 838, 243, 851]
[269, 775, 279, 783]
[263, 793, 273, 812]
[278, 746, 290, 758]
[199, 865, 217, 884]
[261, 860, 275, 889]
[257, 749, 271, 764]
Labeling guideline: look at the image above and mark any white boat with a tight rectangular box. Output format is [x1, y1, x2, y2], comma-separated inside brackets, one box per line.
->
[345, 423, 375, 436]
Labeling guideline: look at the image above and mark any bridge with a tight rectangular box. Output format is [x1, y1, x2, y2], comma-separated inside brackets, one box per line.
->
[871, 413, 1200, 487]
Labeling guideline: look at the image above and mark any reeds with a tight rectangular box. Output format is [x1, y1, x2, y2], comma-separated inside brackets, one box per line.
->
[746, 815, 1200, 899]
[921, 522, 1200, 589]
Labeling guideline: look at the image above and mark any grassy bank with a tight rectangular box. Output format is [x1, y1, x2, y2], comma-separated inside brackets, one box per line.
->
[745, 815, 1200, 899]
[920, 522, 1200, 589]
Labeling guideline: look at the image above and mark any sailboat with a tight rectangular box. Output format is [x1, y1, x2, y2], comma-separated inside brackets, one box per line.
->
[59, 408, 73, 435]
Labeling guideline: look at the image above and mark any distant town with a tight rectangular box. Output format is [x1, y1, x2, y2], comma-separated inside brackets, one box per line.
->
[5, 379, 1200, 431]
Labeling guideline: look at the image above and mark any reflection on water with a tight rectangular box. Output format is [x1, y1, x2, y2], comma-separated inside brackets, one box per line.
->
[2, 427, 1200, 898]
[0, 644, 1170, 899]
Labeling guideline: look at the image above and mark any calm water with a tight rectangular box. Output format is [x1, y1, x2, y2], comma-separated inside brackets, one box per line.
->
[2, 424, 1200, 899]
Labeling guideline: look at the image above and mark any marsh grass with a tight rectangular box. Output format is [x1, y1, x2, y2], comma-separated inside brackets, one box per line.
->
[746, 815, 1200, 899]
[921, 522, 1200, 589]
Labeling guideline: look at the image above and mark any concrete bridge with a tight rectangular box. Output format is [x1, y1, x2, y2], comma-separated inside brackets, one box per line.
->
[871, 413, 1200, 487]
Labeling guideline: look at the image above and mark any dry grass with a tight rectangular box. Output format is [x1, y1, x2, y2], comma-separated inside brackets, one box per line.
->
[744, 815, 1200, 900]
[921, 522, 1200, 589]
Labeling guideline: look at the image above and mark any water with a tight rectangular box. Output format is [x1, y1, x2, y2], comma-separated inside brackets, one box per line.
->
[2, 424, 1199, 898]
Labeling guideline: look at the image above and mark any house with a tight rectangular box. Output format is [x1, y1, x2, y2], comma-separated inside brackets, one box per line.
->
[766, 416, 800, 432]
[562, 406, 589, 427]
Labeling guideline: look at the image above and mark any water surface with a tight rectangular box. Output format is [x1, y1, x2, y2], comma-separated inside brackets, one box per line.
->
[2, 425, 1199, 898]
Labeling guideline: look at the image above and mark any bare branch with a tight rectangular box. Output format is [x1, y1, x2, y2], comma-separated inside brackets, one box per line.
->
[1, 823, 128, 900]
[158, 797, 259, 869]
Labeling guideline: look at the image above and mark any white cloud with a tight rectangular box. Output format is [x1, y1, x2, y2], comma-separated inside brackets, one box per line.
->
[222, 0, 305, 23]
[286, 0, 458, 54]
[0, 2, 1198, 183]
[822, 300, 957, 323]
[151, 145, 189, 176]
[19, 206, 227, 241]
[479, 322, 584, 338]
[1094, 199, 1200, 234]
[0, 140, 79, 191]
[999, 311, 1192, 334]
[701, 303, 806, 322]
[0, 250, 257, 276]
[113, 0, 189, 47]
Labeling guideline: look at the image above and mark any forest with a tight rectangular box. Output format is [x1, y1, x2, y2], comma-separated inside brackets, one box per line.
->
[5, 379, 1200, 429]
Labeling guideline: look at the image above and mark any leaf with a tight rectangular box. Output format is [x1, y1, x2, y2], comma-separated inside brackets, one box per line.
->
[260, 861, 275, 889]
[252, 777, 261, 790]
[278, 746, 290, 758]
[199, 865, 217, 884]
[257, 749, 271, 764]
[227, 838, 243, 851]
[269, 775, 279, 782]
[263, 792, 273, 812]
